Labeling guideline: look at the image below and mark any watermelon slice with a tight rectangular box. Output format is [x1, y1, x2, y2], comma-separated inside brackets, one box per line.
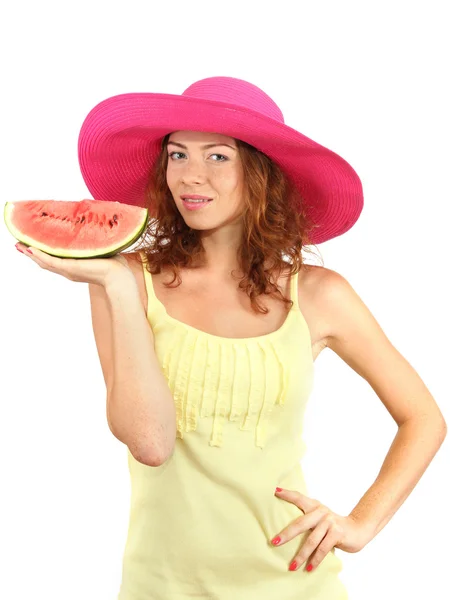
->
[3, 199, 149, 258]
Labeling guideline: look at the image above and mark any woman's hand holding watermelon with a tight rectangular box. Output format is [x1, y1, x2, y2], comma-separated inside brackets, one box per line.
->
[15, 243, 133, 288]
[5, 199, 149, 287]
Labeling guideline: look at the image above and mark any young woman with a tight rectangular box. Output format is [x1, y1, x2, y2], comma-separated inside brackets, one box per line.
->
[16, 77, 447, 599]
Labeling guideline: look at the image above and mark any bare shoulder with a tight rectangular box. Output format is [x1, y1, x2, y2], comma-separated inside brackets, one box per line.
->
[297, 263, 332, 299]
[298, 263, 358, 313]
[298, 264, 442, 426]
[120, 251, 148, 315]
[296, 262, 390, 358]
[297, 263, 377, 347]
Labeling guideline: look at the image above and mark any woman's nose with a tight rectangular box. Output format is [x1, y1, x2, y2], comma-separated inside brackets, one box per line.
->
[180, 159, 207, 184]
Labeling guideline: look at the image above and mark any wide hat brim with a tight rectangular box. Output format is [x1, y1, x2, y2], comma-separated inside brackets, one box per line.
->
[78, 93, 363, 245]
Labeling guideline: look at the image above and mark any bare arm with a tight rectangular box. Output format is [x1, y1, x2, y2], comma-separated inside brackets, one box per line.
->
[315, 268, 447, 541]
[89, 271, 176, 466]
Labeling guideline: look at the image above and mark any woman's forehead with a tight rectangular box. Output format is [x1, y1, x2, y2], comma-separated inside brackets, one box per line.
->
[168, 130, 236, 145]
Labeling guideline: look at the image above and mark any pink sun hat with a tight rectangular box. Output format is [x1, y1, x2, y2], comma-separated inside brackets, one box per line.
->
[77, 76, 363, 245]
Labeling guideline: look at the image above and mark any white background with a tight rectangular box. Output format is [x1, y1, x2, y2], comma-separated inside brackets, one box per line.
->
[1, 1, 455, 599]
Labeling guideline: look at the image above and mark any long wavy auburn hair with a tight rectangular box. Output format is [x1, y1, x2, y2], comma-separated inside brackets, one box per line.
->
[130, 133, 323, 314]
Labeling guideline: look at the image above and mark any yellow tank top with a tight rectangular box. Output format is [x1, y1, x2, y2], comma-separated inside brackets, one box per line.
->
[117, 252, 347, 600]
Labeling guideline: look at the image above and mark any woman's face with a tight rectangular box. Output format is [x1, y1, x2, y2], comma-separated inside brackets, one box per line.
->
[166, 130, 245, 232]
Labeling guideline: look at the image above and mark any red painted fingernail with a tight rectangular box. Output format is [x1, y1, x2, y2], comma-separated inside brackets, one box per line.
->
[289, 560, 298, 571]
[306, 564, 313, 572]
[271, 536, 281, 545]
[26, 248, 33, 254]
[276, 487, 283, 492]
[16, 246, 24, 254]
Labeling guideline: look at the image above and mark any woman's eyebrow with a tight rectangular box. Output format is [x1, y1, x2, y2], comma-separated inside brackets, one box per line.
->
[167, 141, 236, 151]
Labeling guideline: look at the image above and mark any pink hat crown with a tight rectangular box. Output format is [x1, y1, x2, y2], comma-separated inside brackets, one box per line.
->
[182, 76, 284, 123]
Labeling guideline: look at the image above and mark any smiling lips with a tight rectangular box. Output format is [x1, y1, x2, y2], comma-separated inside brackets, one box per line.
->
[180, 194, 214, 210]
[180, 194, 212, 201]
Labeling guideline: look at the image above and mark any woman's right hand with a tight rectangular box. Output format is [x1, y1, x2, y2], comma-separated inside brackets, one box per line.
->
[15, 243, 133, 288]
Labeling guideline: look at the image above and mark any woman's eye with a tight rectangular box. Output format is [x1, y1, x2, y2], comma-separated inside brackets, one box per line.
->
[167, 151, 227, 162]
[168, 151, 185, 160]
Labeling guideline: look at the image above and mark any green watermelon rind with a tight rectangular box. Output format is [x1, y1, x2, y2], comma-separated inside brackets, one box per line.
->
[3, 201, 149, 259]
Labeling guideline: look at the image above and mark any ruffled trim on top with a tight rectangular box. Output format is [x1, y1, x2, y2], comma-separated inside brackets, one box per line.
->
[160, 328, 291, 448]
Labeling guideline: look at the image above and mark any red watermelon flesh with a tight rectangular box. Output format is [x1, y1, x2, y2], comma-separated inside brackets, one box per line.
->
[4, 199, 149, 258]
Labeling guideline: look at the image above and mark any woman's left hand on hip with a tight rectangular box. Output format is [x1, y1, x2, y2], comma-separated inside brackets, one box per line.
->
[271, 488, 373, 572]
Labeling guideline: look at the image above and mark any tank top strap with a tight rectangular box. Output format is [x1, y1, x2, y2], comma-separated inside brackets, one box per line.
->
[289, 267, 300, 308]
[139, 250, 167, 322]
